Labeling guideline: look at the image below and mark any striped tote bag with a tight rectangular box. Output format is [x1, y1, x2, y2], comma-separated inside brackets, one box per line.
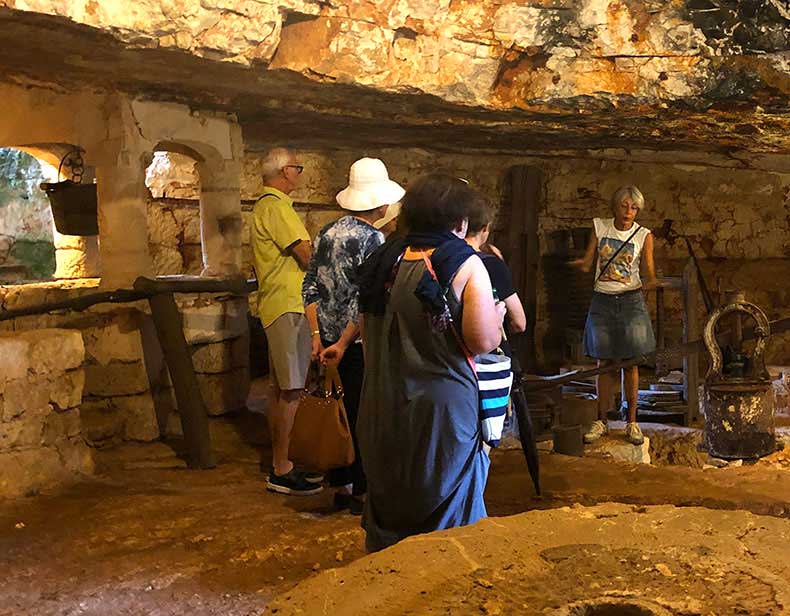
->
[475, 352, 514, 447]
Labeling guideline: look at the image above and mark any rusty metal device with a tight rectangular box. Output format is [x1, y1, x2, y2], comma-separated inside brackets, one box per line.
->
[703, 294, 774, 459]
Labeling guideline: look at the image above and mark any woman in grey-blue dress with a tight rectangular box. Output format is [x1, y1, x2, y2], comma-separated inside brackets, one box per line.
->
[357, 174, 506, 553]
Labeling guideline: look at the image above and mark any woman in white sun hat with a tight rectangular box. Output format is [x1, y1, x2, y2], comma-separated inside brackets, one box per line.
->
[302, 157, 405, 514]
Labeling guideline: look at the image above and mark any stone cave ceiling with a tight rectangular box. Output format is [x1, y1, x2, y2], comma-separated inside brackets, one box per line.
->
[0, 1, 788, 159]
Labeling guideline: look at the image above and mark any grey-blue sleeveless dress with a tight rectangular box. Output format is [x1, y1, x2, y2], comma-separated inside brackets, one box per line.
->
[358, 258, 490, 552]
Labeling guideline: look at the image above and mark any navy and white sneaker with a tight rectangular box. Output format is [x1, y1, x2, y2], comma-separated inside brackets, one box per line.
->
[263, 466, 324, 484]
[300, 470, 325, 484]
[266, 469, 324, 496]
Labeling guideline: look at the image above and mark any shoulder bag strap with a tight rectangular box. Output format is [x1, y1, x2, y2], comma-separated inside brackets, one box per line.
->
[419, 250, 478, 377]
[595, 223, 641, 283]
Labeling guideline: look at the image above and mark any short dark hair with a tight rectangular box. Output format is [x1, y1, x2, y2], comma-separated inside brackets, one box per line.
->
[401, 174, 475, 234]
[466, 193, 493, 235]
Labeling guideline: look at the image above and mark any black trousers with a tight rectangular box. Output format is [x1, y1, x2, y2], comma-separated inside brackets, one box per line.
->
[325, 341, 366, 496]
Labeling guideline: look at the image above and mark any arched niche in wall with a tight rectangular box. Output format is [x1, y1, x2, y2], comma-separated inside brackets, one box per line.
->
[0, 144, 100, 283]
[145, 140, 241, 278]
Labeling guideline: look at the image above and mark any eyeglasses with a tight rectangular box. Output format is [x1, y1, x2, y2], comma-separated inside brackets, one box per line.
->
[284, 165, 304, 174]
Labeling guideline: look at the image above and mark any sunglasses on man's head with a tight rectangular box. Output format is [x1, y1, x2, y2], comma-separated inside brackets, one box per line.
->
[284, 164, 304, 174]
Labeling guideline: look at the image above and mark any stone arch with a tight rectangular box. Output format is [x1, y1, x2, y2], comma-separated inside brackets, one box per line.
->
[0, 143, 100, 282]
[149, 139, 242, 277]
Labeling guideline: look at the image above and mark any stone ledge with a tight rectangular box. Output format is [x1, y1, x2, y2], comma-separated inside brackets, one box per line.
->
[585, 434, 651, 465]
[179, 296, 247, 344]
[82, 312, 146, 366]
[191, 336, 248, 374]
[84, 362, 151, 397]
[0, 329, 84, 382]
[80, 399, 124, 447]
[80, 393, 161, 443]
[196, 367, 249, 416]
[1, 369, 84, 421]
[0, 440, 93, 499]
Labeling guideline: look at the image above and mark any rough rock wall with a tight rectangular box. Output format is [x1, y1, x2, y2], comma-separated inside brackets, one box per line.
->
[0, 1, 786, 158]
[149, 147, 790, 365]
[0, 328, 93, 497]
[0, 148, 56, 282]
[4, 0, 786, 110]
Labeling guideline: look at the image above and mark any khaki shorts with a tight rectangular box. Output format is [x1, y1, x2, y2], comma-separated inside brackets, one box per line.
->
[264, 312, 311, 392]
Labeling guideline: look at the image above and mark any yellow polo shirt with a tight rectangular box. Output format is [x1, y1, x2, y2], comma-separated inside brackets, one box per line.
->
[251, 187, 310, 327]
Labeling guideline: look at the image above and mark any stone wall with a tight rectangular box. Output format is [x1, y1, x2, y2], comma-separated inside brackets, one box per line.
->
[0, 329, 93, 497]
[0, 148, 56, 282]
[146, 148, 789, 367]
[0, 281, 251, 448]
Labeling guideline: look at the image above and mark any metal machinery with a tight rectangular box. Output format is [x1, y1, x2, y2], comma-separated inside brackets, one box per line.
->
[703, 293, 775, 460]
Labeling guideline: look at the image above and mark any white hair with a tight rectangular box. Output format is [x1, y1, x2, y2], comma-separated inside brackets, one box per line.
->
[260, 147, 293, 181]
[611, 185, 645, 210]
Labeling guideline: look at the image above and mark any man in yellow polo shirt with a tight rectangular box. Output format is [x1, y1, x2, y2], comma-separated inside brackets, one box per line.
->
[252, 147, 321, 496]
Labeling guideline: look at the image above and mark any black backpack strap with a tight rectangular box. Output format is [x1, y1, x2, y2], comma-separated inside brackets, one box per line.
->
[595, 223, 641, 283]
[259, 192, 280, 200]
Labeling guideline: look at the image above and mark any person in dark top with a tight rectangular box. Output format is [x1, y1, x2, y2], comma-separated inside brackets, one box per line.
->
[464, 195, 526, 356]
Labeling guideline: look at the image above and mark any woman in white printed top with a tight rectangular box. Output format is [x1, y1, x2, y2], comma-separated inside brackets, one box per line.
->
[570, 186, 663, 446]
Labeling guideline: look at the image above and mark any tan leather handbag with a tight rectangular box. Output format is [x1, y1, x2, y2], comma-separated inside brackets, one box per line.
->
[289, 364, 355, 471]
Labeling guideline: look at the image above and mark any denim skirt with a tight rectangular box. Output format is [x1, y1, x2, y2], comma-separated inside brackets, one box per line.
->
[583, 290, 656, 360]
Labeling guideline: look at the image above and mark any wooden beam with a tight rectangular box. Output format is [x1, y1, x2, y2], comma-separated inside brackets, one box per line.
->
[505, 165, 542, 372]
[147, 292, 215, 469]
[522, 314, 790, 392]
[656, 285, 665, 352]
[0, 288, 147, 321]
[683, 258, 701, 425]
[0, 276, 258, 322]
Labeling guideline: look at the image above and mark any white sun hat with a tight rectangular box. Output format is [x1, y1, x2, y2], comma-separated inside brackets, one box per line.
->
[336, 158, 405, 212]
[374, 202, 402, 230]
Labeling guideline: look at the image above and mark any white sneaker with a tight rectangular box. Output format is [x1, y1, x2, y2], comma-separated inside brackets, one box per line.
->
[583, 420, 608, 444]
[625, 422, 644, 445]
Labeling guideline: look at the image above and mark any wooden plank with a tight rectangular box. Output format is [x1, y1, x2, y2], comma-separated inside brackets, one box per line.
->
[148, 292, 215, 469]
[0, 276, 258, 322]
[505, 165, 542, 372]
[655, 286, 665, 350]
[683, 258, 701, 425]
[658, 276, 682, 289]
[522, 314, 790, 392]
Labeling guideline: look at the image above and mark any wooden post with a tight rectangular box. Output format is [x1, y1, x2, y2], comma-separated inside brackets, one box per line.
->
[655, 286, 665, 350]
[148, 292, 215, 469]
[505, 166, 542, 372]
[655, 285, 666, 375]
[683, 259, 701, 425]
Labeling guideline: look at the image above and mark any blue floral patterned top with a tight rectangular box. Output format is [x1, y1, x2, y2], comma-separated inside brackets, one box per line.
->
[302, 216, 384, 343]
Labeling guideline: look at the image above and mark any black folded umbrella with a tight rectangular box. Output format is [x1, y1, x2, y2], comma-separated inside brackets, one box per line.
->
[508, 344, 541, 496]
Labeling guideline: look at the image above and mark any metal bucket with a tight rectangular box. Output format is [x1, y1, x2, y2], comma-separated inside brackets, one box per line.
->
[40, 180, 99, 236]
[703, 298, 774, 459]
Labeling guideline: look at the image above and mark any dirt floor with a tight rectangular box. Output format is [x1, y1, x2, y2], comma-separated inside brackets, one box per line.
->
[3, 409, 790, 616]
[269, 503, 790, 615]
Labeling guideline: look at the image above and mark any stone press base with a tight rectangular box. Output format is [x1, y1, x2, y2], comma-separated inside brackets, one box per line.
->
[269, 504, 790, 615]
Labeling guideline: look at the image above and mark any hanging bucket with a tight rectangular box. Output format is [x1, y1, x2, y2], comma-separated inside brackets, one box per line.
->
[40, 180, 98, 236]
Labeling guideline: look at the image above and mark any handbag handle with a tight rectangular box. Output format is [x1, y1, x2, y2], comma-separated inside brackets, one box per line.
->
[323, 364, 344, 398]
[595, 223, 640, 283]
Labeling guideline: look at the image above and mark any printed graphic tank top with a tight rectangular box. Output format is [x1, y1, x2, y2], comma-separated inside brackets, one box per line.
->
[593, 217, 651, 295]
